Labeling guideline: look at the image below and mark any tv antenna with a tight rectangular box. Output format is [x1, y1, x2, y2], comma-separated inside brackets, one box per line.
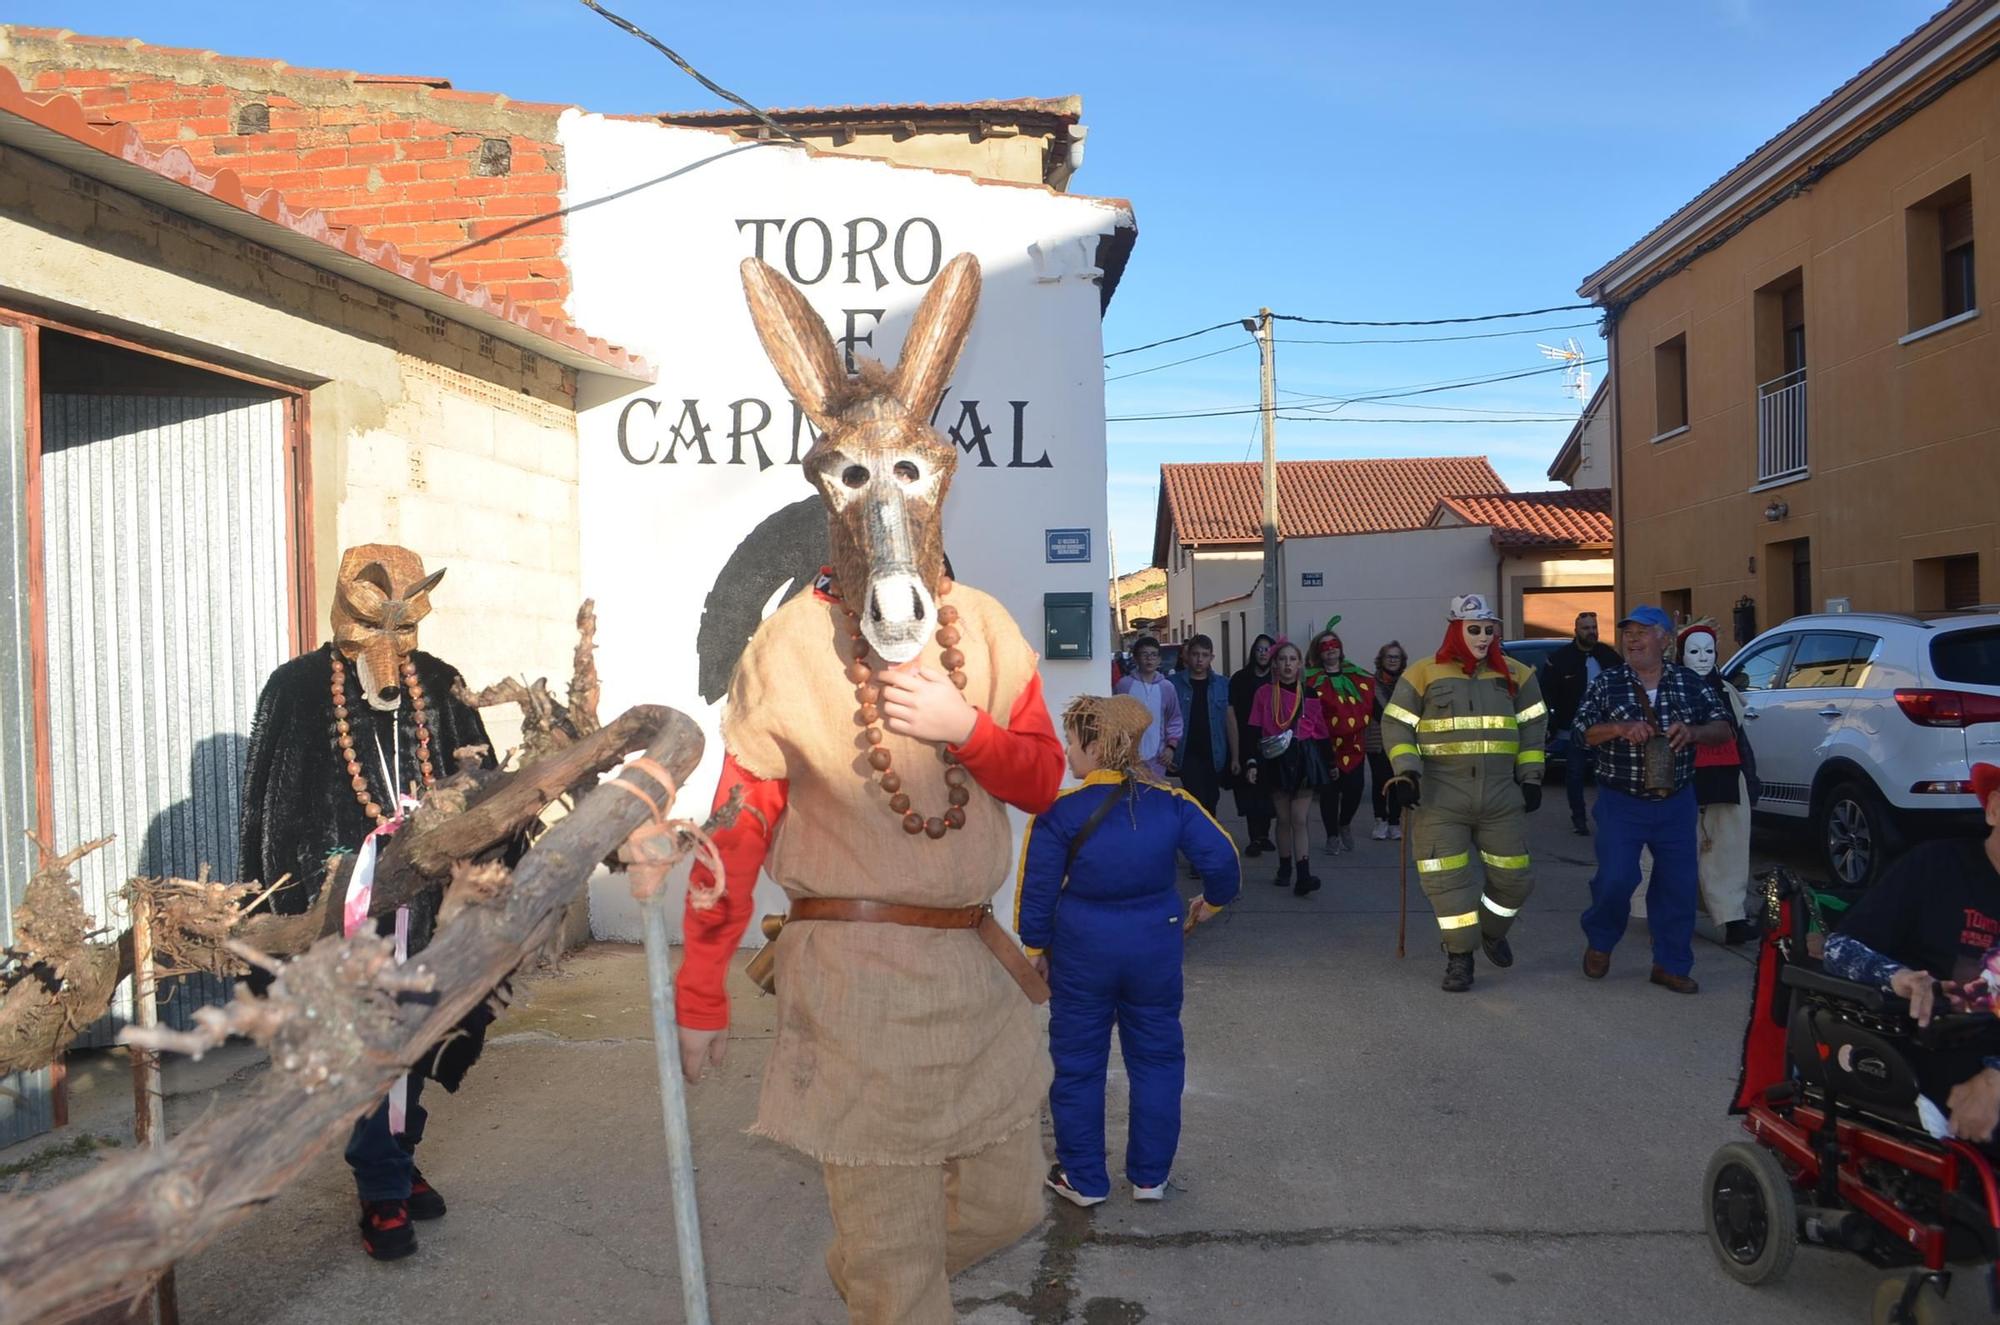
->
[1537, 337, 1591, 404]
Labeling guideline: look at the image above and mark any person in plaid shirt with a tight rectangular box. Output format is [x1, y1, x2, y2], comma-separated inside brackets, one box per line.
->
[1572, 605, 1734, 993]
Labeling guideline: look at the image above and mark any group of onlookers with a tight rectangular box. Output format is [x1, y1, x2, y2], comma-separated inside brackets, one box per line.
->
[1114, 629, 1414, 898]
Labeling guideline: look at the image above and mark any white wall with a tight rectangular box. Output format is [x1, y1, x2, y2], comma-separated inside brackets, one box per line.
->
[557, 114, 1133, 941]
[1281, 526, 1497, 662]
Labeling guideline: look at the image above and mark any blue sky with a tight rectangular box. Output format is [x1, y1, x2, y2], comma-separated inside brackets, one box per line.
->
[9, 0, 1944, 571]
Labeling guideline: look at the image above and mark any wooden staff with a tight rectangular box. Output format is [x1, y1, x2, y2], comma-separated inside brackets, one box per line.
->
[1397, 806, 1410, 959]
[126, 892, 179, 1325]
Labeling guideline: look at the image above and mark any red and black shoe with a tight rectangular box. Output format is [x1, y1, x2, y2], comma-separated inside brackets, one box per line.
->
[407, 1166, 447, 1221]
[359, 1198, 417, 1261]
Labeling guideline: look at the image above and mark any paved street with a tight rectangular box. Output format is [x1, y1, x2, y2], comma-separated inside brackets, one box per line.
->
[5, 792, 1948, 1323]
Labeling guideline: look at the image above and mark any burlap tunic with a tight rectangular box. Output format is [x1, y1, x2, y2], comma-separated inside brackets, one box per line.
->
[723, 584, 1052, 1166]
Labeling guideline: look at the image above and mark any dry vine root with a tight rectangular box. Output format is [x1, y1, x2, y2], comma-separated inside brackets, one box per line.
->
[123, 936, 434, 1089]
[0, 835, 122, 1078]
[457, 599, 604, 770]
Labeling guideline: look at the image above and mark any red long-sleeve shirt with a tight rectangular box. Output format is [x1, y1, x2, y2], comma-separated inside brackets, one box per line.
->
[676, 673, 1063, 1030]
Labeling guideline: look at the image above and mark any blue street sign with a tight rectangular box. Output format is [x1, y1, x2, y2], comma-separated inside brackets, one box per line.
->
[1301, 572, 1324, 587]
[1045, 528, 1091, 563]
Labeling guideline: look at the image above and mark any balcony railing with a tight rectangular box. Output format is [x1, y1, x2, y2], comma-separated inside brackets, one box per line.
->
[1757, 366, 1808, 484]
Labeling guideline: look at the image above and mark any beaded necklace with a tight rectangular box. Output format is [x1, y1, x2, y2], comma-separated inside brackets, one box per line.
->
[834, 581, 972, 840]
[330, 649, 435, 824]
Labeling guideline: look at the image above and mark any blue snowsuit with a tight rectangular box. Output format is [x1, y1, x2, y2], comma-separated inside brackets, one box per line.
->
[1015, 770, 1241, 1198]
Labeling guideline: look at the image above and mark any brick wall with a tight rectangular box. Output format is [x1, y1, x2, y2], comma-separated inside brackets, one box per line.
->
[0, 28, 572, 317]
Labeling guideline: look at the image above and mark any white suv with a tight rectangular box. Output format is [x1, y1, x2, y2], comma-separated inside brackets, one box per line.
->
[1723, 611, 2000, 888]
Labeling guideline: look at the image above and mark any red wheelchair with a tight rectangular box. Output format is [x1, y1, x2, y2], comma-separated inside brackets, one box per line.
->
[1710, 869, 2000, 1324]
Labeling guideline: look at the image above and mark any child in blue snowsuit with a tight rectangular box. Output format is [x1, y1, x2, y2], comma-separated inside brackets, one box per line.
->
[1016, 694, 1241, 1206]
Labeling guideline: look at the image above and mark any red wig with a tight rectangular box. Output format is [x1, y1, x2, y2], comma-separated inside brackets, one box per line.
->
[1435, 620, 1516, 693]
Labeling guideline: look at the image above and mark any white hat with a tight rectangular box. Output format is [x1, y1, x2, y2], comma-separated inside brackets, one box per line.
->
[1449, 593, 1500, 622]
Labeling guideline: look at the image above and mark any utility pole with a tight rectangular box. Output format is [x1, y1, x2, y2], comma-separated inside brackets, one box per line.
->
[1253, 308, 1280, 637]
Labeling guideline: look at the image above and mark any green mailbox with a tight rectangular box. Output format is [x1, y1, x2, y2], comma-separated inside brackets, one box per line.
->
[1044, 592, 1093, 660]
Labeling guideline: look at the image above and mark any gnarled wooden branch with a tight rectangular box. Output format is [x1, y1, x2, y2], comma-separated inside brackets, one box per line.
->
[0, 705, 705, 1325]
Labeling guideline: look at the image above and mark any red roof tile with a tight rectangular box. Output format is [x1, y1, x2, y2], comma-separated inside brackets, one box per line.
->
[1433, 489, 1614, 551]
[1155, 457, 1508, 560]
[0, 65, 647, 379]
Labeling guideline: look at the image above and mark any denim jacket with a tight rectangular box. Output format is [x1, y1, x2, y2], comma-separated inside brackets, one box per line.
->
[1168, 670, 1232, 774]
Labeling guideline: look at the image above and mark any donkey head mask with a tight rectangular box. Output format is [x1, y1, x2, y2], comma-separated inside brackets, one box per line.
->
[741, 251, 980, 664]
[330, 544, 446, 711]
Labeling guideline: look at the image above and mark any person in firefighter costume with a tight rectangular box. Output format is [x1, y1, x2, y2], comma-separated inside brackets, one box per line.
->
[671, 253, 1066, 1325]
[1380, 593, 1549, 992]
[239, 545, 500, 1260]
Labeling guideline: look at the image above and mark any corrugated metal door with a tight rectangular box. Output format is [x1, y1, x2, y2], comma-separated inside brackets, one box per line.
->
[0, 325, 52, 1146]
[41, 392, 293, 1044]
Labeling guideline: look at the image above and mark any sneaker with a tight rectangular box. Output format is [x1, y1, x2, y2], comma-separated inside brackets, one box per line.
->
[1389, 824, 1403, 841]
[1322, 835, 1344, 856]
[1370, 820, 1390, 841]
[1338, 827, 1354, 852]
[359, 1198, 417, 1261]
[1132, 1180, 1168, 1202]
[1047, 1164, 1107, 1208]
[407, 1167, 446, 1221]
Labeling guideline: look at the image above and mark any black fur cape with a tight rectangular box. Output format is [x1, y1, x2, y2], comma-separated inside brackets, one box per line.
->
[239, 643, 499, 1089]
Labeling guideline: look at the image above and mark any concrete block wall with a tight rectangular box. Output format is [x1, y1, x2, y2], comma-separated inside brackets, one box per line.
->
[0, 26, 572, 317]
[337, 358, 585, 759]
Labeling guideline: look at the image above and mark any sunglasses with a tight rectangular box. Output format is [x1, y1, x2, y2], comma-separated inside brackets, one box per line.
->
[1462, 623, 1498, 637]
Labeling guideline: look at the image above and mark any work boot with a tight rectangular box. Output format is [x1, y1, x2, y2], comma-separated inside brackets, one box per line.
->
[1272, 857, 1293, 888]
[1442, 950, 1475, 993]
[1650, 965, 1700, 995]
[1482, 935, 1514, 968]
[359, 1198, 417, 1261]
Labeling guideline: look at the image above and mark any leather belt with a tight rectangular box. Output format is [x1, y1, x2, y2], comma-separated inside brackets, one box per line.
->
[767, 898, 1051, 1005]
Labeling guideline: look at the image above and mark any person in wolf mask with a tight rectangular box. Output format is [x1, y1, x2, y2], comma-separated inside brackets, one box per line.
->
[239, 544, 498, 1260]
[1380, 594, 1549, 993]
[656, 253, 1066, 1325]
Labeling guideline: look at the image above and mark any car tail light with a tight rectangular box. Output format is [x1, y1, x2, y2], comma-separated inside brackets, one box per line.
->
[1911, 779, 1976, 794]
[1893, 688, 2000, 728]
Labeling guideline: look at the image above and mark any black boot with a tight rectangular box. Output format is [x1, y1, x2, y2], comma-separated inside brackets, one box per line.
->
[1442, 950, 1475, 993]
[1293, 867, 1321, 897]
[1272, 857, 1293, 888]
[1481, 935, 1514, 968]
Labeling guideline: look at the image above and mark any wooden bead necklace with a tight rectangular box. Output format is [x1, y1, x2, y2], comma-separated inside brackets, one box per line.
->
[835, 585, 973, 839]
[330, 649, 436, 825]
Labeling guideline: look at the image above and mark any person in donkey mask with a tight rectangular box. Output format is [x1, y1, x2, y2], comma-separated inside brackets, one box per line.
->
[663, 253, 1067, 1325]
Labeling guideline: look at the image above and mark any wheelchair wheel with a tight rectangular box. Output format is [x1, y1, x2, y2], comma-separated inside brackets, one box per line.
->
[1871, 1275, 1948, 1325]
[1704, 1142, 1797, 1285]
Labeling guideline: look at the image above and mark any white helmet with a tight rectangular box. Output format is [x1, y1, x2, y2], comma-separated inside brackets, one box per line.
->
[1448, 593, 1499, 623]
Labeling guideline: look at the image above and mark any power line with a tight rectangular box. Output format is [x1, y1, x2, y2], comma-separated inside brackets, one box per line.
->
[577, 0, 806, 145]
[1104, 358, 1602, 422]
[1275, 415, 1572, 425]
[1273, 303, 1596, 328]
[1103, 321, 1244, 360]
[1104, 341, 1254, 382]
[1276, 320, 1599, 347]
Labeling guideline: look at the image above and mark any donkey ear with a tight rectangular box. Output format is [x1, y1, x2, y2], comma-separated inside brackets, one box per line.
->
[741, 257, 845, 433]
[891, 252, 981, 421]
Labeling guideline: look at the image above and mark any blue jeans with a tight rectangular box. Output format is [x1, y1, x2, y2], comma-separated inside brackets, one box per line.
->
[344, 1074, 429, 1202]
[1562, 734, 1590, 822]
[1047, 891, 1187, 1198]
[1579, 785, 1700, 976]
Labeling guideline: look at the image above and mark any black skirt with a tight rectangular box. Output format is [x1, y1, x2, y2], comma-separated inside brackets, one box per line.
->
[1263, 735, 1330, 794]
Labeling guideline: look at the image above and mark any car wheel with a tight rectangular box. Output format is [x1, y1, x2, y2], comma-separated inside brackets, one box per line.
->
[1818, 778, 1900, 889]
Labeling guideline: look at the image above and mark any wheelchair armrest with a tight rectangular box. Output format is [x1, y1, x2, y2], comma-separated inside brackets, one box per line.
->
[1781, 963, 1893, 1013]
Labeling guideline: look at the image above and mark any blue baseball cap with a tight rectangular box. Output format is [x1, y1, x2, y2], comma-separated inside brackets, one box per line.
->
[1617, 605, 1674, 632]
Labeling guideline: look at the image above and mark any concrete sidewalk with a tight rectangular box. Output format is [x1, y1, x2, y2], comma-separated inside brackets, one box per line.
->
[4, 795, 1931, 1322]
